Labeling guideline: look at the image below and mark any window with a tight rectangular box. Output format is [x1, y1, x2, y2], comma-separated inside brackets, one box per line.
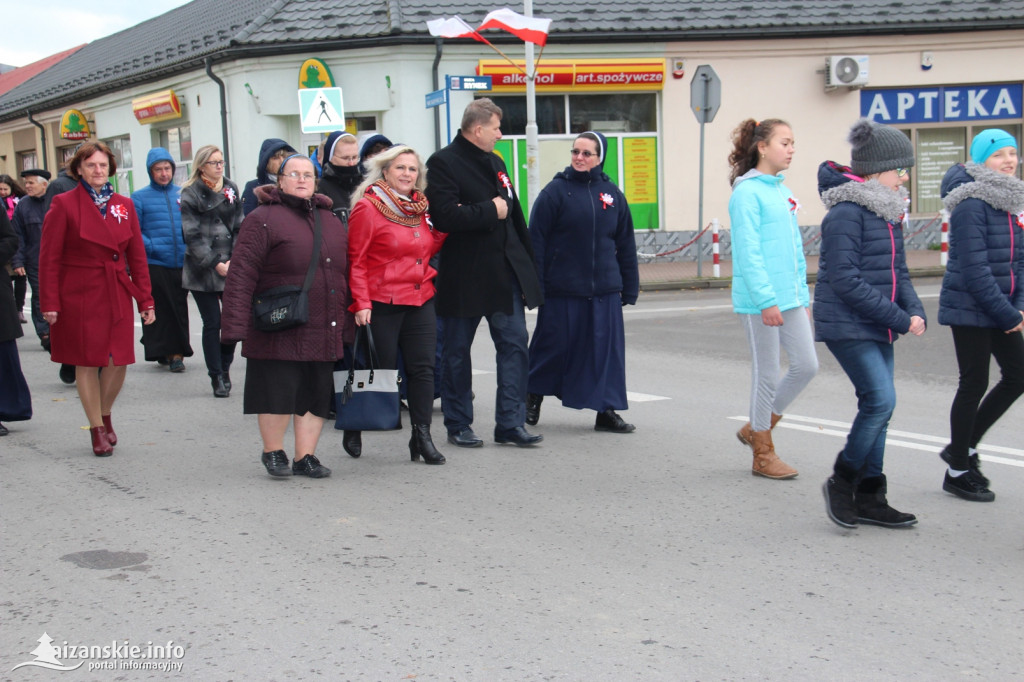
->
[102, 136, 134, 194]
[910, 124, 1021, 214]
[489, 94, 657, 135]
[489, 95, 565, 135]
[159, 125, 192, 163]
[16, 151, 37, 172]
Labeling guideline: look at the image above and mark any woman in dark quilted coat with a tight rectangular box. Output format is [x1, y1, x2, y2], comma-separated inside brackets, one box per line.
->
[221, 155, 350, 480]
[937, 129, 1024, 503]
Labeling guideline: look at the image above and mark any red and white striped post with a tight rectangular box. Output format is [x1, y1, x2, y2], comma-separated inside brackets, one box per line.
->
[940, 209, 949, 267]
[712, 218, 720, 278]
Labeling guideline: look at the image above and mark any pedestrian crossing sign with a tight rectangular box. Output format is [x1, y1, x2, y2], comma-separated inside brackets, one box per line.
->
[298, 87, 345, 133]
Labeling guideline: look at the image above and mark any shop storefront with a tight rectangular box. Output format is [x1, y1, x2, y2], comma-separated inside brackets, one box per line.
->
[861, 82, 1023, 213]
[478, 58, 664, 229]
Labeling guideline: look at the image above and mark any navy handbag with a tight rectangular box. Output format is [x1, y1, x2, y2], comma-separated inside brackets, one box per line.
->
[334, 324, 402, 431]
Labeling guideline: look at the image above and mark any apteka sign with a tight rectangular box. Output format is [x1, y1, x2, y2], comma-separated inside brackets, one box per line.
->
[861, 83, 1022, 124]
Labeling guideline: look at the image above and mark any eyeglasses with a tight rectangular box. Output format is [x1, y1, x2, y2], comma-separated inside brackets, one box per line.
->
[570, 149, 597, 158]
[204, 160, 225, 167]
[284, 172, 316, 181]
[895, 168, 909, 178]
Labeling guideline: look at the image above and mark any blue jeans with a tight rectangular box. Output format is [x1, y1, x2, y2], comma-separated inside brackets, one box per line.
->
[440, 292, 529, 434]
[825, 339, 896, 479]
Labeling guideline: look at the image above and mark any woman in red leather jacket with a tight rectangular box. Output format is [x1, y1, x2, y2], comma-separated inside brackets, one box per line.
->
[348, 144, 447, 464]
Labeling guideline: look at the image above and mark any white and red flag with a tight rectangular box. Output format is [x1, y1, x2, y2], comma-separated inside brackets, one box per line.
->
[477, 8, 551, 46]
[426, 16, 485, 42]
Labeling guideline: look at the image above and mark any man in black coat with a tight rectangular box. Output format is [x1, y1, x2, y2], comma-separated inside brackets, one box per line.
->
[426, 98, 544, 448]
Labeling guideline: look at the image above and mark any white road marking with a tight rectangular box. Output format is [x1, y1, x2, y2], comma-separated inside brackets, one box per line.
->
[729, 414, 1024, 468]
[626, 391, 671, 402]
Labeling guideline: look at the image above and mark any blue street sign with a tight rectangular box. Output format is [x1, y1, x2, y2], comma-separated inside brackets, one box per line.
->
[447, 75, 493, 91]
[425, 89, 447, 109]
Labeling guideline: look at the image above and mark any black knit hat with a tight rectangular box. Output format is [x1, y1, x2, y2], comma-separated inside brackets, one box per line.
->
[848, 119, 915, 176]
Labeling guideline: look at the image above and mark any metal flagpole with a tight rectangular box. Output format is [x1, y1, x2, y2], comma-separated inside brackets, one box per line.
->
[524, 0, 539, 212]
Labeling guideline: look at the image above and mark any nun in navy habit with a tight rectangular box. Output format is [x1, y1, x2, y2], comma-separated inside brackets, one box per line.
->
[0, 206, 32, 435]
[525, 131, 639, 433]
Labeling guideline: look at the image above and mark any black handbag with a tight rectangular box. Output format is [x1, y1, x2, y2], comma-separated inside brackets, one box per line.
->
[334, 324, 402, 431]
[252, 207, 323, 332]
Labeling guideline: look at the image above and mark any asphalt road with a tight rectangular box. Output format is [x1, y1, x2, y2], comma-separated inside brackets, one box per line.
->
[3, 278, 1022, 681]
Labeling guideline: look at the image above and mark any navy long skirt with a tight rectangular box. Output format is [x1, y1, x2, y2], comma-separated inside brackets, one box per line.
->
[0, 339, 32, 421]
[527, 293, 628, 412]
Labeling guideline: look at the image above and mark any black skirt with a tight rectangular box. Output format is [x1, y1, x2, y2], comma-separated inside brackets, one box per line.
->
[243, 358, 334, 418]
[0, 339, 32, 421]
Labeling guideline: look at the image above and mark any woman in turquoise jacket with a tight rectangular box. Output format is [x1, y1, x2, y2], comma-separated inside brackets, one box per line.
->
[728, 118, 817, 480]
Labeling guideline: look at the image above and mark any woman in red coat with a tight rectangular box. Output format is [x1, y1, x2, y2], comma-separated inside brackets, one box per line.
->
[39, 141, 155, 456]
[348, 144, 447, 464]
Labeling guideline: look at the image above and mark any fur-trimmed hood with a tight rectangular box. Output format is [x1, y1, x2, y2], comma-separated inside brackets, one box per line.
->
[941, 162, 1024, 215]
[818, 160, 907, 223]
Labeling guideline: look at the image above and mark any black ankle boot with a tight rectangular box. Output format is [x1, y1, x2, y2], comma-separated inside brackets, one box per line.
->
[410, 424, 446, 464]
[526, 393, 543, 426]
[823, 455, 858, 528]
[211, 374, 229, 398]
[343, 430, 362, 458]
[855, 475, 917, 527]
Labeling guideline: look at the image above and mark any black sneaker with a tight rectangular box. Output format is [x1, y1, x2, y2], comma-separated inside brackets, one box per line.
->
[594, 408, 635, 433]
[943, 470, 994, 502]
[261, 449, 291, 477]
[293, 454, 331, 478]
[939, 445, 989, 487]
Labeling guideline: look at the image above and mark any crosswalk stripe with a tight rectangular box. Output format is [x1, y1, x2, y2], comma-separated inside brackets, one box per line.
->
[728, 414, 1024, 468]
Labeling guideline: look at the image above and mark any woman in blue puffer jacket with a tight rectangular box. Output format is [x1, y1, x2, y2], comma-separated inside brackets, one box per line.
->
[938, 129, 1024, 503]
[728, 118, 817, 480]
[131, 147, 192, 369]
[816, 120, 926, 530]
[525, 131, 639, 433]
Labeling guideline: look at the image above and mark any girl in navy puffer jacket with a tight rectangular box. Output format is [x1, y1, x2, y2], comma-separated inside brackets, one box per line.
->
[816, 119, 925, 530]
[937, 129, 1024, 503]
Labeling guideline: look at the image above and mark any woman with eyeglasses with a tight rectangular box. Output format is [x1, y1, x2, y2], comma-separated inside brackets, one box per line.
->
[180, 144, 243, 397]
[222, 154, 350, 478]
[937, 129, 1024, 503]
[347, 145, 447, 464]
[727, 118, 817, 480]
[816, 119, 926, 529]
[38, 141, 155, 455]
[524, 131, 639, 433]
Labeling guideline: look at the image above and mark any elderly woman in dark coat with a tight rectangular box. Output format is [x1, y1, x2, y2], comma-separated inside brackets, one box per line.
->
[525, 131, 639, 433]
[180, 144, 244, 397]
[0, 207, 31, 436]
[221, 154, 350, 479]
[937, 129, 1024, 503]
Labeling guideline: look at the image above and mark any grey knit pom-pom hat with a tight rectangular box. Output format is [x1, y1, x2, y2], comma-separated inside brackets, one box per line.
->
[848, 119, 915, 176]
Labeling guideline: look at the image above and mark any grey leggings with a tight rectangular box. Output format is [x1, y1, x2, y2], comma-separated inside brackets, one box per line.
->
[741, 307, 818, 431]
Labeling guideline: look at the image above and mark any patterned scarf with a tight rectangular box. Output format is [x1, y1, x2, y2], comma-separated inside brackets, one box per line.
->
[202, 175, 224, 193]
[364, 180, 429, 227]
[82, 179, 114, 216]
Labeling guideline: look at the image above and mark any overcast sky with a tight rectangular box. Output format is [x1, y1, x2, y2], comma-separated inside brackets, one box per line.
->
[1, 0, 193, 67]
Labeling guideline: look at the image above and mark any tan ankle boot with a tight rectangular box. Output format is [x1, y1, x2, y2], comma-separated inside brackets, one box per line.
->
[749, 428, 798, 479]
[736, 413, 783, 447]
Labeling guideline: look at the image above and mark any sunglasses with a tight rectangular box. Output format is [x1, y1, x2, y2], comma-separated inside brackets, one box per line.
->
[570, 149, 597, 158]
[895, 168, 908, 178]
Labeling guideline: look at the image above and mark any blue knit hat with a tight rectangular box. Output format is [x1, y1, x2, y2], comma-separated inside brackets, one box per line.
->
[970, 129, 1018, 164]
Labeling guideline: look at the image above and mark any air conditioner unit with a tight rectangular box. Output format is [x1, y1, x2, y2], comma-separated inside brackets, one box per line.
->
[826, 55, 870, 87]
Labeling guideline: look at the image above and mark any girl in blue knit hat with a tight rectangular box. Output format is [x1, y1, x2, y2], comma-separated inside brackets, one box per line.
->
[937, 128, 1024, 503]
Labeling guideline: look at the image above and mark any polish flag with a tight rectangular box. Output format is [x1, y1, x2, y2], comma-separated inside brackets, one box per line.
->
[427, 16, 485, 42]
[477, 8, 552, 46]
